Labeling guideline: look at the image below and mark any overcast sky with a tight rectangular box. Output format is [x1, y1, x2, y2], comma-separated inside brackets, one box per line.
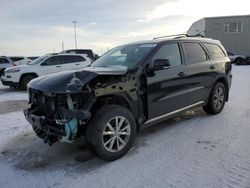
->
[0, 0, 249, 56]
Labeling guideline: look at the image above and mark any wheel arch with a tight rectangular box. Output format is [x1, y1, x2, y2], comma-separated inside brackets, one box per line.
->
[213, 76, 229, 101]
[90, 94, 142, 132]
[19, 72, 39, 83]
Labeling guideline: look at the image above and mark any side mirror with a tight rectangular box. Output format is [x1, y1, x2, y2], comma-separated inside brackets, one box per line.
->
[153, 59, 170, 71]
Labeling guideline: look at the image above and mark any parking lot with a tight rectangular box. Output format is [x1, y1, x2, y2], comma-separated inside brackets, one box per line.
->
[0, 65, 249, 188]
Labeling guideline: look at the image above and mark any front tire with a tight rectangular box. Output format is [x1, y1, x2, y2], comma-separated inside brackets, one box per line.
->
[203, 82, 226, 114]
[20, 75, 35, 90]
[86, 105, 137, 161]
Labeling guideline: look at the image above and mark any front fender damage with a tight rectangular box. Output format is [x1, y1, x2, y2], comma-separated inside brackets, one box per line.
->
[25, 68, 145, 145]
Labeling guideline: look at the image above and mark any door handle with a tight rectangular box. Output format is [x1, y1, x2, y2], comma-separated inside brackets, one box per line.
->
[209, 65, 216, 70]
[177, 72, 186, 77]
[56, 65, 61, 68]
[75, 64, 80, 66]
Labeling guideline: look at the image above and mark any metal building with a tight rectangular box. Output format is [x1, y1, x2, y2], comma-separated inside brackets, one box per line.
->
[187, 15, 250, 56]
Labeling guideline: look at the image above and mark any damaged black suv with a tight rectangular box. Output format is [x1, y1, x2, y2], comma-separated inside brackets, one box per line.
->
[24, 36, 232, 161]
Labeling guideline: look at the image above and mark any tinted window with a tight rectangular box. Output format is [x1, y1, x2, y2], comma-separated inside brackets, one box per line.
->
[42, 56, 61, 66]
[10, 57, 24, 62]
[153, 43, 182, 67]
[0, 58, 10, 64]
[183, 42, 208, 64]
[76, 56, 86, 62]
[204, 43, 226, 59]
[61, 56, 85, 64]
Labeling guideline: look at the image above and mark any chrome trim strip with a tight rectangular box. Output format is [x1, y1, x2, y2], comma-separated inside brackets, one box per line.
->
[145, 101, 204, 125]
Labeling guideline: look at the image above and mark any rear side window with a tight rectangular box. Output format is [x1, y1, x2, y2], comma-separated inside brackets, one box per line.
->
[61, 56, 85, 64]
[204, 43, 226, 59]
[183, 42, 208, 64]
[153, 43, 182, 67]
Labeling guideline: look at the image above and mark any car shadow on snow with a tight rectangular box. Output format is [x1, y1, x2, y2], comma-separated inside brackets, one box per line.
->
[0, 108, 207, 174]
[0, 85, 27, 93]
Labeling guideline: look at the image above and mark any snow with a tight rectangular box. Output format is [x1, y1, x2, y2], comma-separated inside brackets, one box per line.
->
[0, 84, 27, 102]
[0, 65, 250, 188]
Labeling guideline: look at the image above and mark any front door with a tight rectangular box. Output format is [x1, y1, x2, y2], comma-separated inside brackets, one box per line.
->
[40, 56, 63, 75]
[147, 43, 190, 119]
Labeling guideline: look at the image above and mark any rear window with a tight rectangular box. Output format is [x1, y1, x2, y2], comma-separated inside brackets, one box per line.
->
[183, 42, 208, 64]
[204, 43, 226, 59]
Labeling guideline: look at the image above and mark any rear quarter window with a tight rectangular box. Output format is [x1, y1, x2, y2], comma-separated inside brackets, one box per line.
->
[204, 43, 226, 59]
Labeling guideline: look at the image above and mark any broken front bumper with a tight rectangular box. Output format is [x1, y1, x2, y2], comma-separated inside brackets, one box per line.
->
[24, 108, 66, 141]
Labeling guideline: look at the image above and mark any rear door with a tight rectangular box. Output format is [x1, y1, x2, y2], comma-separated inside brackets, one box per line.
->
[60, 55, 90, 70]
[182, 41, 217, 105]
[147, 42, 190, 119]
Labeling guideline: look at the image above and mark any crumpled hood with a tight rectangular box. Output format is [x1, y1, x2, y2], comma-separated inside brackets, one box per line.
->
[28, 66, 128, 93]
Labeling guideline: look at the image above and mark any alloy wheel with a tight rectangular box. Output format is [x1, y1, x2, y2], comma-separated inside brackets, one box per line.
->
[213, 87, 224, 110]
[102, 116, 131, 153]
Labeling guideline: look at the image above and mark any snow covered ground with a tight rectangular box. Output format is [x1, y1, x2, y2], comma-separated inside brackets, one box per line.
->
[0, 65, 250, 188]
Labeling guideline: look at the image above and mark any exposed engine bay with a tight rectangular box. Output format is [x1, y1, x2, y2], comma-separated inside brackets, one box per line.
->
[24, 66, 146, 145]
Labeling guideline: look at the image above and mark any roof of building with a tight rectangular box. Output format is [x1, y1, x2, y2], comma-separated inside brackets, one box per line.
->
[204, 14, 250, 20]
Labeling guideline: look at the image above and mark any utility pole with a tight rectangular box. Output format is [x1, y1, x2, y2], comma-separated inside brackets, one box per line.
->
[72, 21, 77, 49]
[62, 41, 64, 51]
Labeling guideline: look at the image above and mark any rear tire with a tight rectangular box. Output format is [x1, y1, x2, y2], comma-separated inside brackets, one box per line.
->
[86, 105, 136, 161]
[203, 82, 226, 114]
[20, 75, 35, 90]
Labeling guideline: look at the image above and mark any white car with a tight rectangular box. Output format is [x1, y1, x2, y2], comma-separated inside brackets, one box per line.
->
[9, 56, 32, 66]
[0, 56, 14, 76]
[1, 53, 92, 89]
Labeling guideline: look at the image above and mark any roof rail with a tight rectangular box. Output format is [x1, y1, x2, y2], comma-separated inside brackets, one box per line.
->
[153, 34, 187, 40]
[153, 33, 205, 40]
[187, 32, 205, 38]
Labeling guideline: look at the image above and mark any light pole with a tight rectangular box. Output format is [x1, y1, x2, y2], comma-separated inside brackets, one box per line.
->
[72, 21, 77, 49]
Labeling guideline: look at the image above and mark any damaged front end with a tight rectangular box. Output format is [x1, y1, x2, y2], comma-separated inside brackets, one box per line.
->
[24, 66, 145, 145]
[24, 87, 94, 145]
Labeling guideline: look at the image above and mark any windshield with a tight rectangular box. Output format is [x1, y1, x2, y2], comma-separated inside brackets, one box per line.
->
[28, 55, 48, 65]
[91, 44, 157, 69]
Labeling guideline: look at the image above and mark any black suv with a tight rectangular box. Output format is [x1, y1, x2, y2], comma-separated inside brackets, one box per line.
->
[24, 36, 232, 161]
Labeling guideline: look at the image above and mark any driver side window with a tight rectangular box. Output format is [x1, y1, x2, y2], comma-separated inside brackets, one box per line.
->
[153, 43, 182, 67]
